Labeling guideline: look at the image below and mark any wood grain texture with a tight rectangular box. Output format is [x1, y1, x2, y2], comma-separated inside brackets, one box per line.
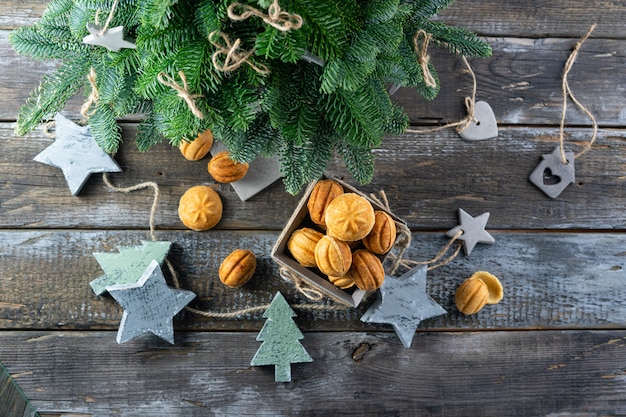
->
[1, 230, 624, 331]
[2, 123, 624, 230]
[3, 33, 625, 125]
[1, 330, 626, 417]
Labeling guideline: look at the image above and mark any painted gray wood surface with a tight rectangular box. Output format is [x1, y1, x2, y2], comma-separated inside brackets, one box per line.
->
[1, 330, 626, 417]
[0, 230, 624, 331]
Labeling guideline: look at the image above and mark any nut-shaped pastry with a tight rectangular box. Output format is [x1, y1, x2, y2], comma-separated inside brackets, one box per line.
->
[287, 227, 324, 267]
[179, 129, 214, 161]
[314, 235, 352, 277]
[178, 185, 223, 231]
[328, 270, 355, 289]
[219, 249, 257, 288]
[325, 193, 375, 242]
[363, 211, 397, 255]
[350, 249, 385, 291]
[470, 271, 504, 304]
[208, 151, 249, 183]
[307, 179, 344, 227]
[455, 277, 489, 315]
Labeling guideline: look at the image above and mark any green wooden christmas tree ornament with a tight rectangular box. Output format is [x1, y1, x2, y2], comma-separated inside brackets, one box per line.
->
[90, 240, 172, 296]
[250, 292, 313, 382]
[0, 361, 40, 417]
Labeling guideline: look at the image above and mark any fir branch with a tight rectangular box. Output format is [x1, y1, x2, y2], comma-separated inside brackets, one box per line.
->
[423, 21, 492, 57]
[89, 101, 122, 153]
[135, 112, 165, 152]
[406, 0, 456, 21]
[279, 138, 305, 195]
[336, 142, 375, 185]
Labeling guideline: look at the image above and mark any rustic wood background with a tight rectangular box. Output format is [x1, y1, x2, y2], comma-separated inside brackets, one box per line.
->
[1, 1, 625, 416]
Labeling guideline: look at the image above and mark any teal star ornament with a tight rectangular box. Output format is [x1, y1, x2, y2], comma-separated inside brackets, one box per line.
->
[90, 241, 172, 296]
[83, 23, 136, 52]
[33, 114, 121, 195]
[360, 265, 446, 348]
[106, 260, 196, 344]
[446, 208, 495, 256]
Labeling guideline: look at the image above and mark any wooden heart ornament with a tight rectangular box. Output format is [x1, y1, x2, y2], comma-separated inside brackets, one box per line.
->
[458, 101, 498, 141]
[528, 147, 576, 198]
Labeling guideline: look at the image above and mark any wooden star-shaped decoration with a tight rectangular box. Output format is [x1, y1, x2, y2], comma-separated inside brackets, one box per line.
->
[446, 208, 495, 256]
[83, 23, 136, 52]
[361, 265, 446, 348]
[90, 241, 172, 296]
[106, 260, 196, 344]
[33, 114, 121, 195]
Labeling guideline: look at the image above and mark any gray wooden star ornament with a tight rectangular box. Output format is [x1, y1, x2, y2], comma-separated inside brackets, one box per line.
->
[106, 260, 196, 344]
[361, 265, 446, 348]
[446, 208, 495, 256]
[33, 114, 121, 195]
[83, 23, 136, 52]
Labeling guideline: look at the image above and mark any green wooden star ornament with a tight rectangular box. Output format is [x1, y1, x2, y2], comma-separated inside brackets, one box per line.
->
[90, 240, 172, 296]
[250, 292, 313, 382]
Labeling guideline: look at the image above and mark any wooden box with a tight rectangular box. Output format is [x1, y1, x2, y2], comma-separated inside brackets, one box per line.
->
[271, 176, 408, 307]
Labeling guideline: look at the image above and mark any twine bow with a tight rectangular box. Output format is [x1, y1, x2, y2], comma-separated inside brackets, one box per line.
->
[209, 31, 269, 75]
[157, 71, 205, 119]
[279, 268, 324, 302]
[413, 30, 437, 88]
[227, 0, 303, 31]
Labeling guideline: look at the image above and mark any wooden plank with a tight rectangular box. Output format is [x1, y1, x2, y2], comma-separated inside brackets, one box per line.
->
[2, 33, 626, 125]
[3, 0, 626, 38]
[2, 123, 624, 230]
[1, 330, 626, 416]
[1, 230, 625, 331]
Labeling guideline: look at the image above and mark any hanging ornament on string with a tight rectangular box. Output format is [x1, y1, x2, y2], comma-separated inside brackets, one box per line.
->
[446, 208, 495, 256]
[529, 24, 599, 199]
[250, 292, 313, 382]
[82, 0, 136, 52]
[33, 113, 121, 195]
[403, 33, 498, 142]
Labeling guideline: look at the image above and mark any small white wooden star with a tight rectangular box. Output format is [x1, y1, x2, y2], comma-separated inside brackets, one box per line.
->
[33, 114, 121, 195]
[361, 265, 446, 348]
[106, 260, 196, 344]
[446, 208, 495, 256]
[83, 23, 136, 52]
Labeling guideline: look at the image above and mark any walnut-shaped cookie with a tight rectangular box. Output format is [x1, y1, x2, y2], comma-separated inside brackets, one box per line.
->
[314, 235, 352, 277]
[307, 179, 344, 227]
[287, 227, 324, 267]
[349, 249, 385, 291]
[178, 185, 223, 231]
[325, 193, 375, 242]
[363, 210, 397, 255]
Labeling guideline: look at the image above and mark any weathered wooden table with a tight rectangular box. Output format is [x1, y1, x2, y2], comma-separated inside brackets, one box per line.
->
[1, 1, 626, 416]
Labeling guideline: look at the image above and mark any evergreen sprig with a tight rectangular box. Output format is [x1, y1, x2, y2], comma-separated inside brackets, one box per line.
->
[11, 0, 491, 194]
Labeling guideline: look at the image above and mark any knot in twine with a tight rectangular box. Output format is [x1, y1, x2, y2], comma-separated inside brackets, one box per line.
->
[558, 23, 598, 164]
[227, 0, 303, 31]
[405, 56, 478, 135]
[157, 71, 204, 119]
[279, 267, 324, 302]
[209, 31, 269, 75]
[80, 67, 100, 118]
[413, 30, 437, 88]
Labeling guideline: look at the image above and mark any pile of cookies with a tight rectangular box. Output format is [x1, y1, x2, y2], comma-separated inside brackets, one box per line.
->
[286, 179, 397, 291]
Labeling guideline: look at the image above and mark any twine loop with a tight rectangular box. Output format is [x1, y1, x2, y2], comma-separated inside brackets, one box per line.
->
[279, 267, 324, 302]
[413, 30, 437, 88]
[80, 67, 100, 118]
[94, 0, 119, 36]
[157, 71, 205, 119]
[558, 23, 598, 164]
[227, 0, 303, 31]
[209, 31, 270, 75]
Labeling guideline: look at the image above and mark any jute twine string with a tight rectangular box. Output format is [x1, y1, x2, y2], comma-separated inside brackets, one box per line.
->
[558, 23, 599, 164]
[80, 67, 100, 118]
[368, 191, 463, 273]
[227, 0, 303, 31]
[209, 31, 270, 74]
[413, 30, 437, 88]
[405, 56, 478, 134]
[157, 71, 205, 119]
[94, 0, 119, 36]
[101, 173, 348, 317]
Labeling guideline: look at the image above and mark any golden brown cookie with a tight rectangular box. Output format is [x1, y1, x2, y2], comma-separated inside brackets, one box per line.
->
[307, 179, 344, 227]
[314, 235, 352, 277]
[208, 151, 249, 183]
[349, 249, 385, 291]
[455, 277, 488, 315]
[363, 210, 397, 255]
[219, 249, 257, 288]
[178, 185, 223, 231]
[287, 227, 324, 267]
[325, 193, 375, 241]
[179, 129, 214, 161]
